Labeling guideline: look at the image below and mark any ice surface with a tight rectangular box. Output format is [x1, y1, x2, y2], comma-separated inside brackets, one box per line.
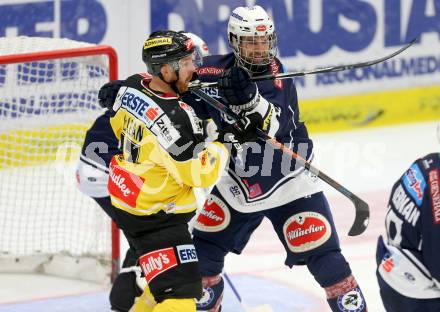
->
[0, 121, 438, 311]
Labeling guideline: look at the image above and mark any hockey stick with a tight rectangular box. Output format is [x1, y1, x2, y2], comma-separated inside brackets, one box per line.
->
[223, 272, 273, 312]
[188, 39, 416, 89]
[191, 88, 369, 236]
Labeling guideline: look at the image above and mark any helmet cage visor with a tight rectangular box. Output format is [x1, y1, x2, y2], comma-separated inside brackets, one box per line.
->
[232, 32, 277, 73]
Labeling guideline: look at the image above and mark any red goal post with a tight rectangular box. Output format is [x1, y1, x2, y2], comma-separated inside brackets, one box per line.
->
[0, 36, 120, 283]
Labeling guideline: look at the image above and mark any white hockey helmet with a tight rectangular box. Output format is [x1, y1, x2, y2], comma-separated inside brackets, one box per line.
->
[227, 5, 277, 73]
[182, 32, 210, 57]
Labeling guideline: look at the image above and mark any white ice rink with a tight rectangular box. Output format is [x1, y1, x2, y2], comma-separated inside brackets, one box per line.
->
[0, 121, 438, 312]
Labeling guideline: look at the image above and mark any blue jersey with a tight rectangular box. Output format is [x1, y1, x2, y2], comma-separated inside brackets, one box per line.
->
[80, 110, 120, 168]
[76, 110, 120, 198]
[384, 152, 440, 286]
[184, 53, 316, 209]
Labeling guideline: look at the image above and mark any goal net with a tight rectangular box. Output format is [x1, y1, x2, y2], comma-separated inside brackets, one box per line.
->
[0, 36, 119, 283]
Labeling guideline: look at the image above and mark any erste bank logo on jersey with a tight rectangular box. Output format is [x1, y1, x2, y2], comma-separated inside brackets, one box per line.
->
[176, 244, 198, 264]
[117, 87, 181, 149]
[119, 87, 163, 127]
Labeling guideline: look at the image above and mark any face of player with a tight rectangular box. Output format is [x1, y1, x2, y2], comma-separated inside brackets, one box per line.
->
[175, 54, 197, 93]
[239, 35, 271, 65]
[161, 54, 197, 94]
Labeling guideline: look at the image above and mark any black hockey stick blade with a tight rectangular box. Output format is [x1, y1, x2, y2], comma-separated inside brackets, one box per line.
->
[191, 88, 370, 236]
[348, 198, 370, 236]
[316, 168, 370, 236]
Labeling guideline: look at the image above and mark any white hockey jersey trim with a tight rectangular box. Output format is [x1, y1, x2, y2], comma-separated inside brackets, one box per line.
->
[76, 156, 110, 198]
[378, 238, 440, 299]
[216, 168, 322, 213]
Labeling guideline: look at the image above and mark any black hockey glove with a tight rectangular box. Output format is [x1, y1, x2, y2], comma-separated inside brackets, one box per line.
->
[216, 112, 263, 146]
[217, 66, 258, 112]
[98, 80, 124, 113]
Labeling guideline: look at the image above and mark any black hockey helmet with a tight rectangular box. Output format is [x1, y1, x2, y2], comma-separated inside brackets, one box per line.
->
[142, 30, 199, 75]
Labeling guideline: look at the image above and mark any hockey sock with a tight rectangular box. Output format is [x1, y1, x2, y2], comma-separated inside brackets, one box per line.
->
[196, 275, 224, 312]
[325, 275, 367, 312]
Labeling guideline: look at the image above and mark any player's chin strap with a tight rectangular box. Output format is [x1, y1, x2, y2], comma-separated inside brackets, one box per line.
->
[191, 88, 370, 236]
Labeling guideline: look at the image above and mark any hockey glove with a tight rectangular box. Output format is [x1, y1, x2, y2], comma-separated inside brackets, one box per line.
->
[241, 97, 280, 136]
[216, 113, 263, 146]
[217, 66, 259, 112]
[98, 80, 124, 113]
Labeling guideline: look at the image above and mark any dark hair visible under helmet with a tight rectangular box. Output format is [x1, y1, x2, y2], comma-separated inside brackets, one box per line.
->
[142, 30, 196, 76]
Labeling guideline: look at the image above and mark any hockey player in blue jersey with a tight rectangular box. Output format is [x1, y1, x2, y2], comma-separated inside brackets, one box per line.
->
[186, 5, 368, 312]
[376, 152, 440, 311]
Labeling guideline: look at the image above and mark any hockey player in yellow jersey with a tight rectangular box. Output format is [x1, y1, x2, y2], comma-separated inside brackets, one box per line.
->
[107, 30, 264, 312]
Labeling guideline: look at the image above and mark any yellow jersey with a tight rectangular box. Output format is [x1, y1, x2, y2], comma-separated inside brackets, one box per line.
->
[108, 74, 228, 216]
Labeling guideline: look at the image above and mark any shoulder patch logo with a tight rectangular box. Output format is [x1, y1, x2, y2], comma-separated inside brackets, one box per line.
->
[179, 101, 203, 134]
[403, 164, 426, 206]
[283, 211, 331, 253]
[269, 59, 283, 89]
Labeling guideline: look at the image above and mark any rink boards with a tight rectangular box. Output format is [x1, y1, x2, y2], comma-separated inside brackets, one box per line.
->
[301, 84, 440, 134]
